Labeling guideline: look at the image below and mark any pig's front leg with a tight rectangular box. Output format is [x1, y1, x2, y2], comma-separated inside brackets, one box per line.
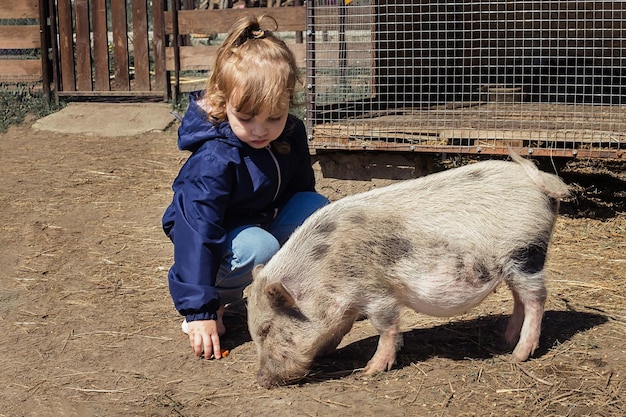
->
[363, 308, 404, 374]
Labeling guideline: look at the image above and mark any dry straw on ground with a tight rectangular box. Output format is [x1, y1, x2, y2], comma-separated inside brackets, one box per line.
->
[1, 125, 624, 416]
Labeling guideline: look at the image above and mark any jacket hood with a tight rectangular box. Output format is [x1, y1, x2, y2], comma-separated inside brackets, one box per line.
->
[177, 91, 243, 152]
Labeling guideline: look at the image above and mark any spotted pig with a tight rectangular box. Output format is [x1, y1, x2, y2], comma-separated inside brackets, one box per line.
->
[247, 152, 570, 388]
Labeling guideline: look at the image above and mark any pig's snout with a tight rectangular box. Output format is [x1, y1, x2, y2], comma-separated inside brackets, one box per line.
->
[256, 364, 308, 389]
[256, 369, 282, 389]
[255, 350, 312, 389]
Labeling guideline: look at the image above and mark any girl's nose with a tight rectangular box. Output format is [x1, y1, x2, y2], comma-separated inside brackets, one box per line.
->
[252, 123, 268, 136]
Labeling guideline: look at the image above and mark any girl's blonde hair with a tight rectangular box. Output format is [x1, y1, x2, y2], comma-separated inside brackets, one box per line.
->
[203, 15, 301, 123]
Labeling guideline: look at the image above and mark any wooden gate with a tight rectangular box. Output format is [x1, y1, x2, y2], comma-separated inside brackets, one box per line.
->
[46, 0, 304, 101]
[49, 0, 167, 100]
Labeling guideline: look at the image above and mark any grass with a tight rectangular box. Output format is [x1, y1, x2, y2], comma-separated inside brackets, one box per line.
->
[0, 83, 65, 133]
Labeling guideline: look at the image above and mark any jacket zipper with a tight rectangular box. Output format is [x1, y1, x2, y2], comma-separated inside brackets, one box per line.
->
[266, 146, 281, 203]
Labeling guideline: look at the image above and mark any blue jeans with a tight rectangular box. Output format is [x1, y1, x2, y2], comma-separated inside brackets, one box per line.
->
[214, 191, 329, 304]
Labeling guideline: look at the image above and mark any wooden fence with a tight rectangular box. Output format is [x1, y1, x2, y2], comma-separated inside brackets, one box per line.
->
[3, 1, 624, 159]
[1, 0, 304, 102]
[52, 0, 167, 99]
[0, 0, 51, 98]
[164, 3, 305, 102]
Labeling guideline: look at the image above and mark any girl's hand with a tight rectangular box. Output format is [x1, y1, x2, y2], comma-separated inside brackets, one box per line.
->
[187, 320, 223, 360]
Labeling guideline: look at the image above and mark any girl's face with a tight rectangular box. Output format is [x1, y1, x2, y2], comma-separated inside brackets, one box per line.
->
[226, 104, 289, 149]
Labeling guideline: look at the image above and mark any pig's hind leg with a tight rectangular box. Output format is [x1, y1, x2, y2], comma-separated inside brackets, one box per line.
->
[504, 269, 547, 362]
[363, 303, 404, 374]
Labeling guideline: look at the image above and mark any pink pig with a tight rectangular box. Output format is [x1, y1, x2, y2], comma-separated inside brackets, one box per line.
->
[248, 152, 569, 388]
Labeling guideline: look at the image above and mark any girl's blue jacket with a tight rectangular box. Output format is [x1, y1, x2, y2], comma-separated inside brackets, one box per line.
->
[162, 92, 316, 321]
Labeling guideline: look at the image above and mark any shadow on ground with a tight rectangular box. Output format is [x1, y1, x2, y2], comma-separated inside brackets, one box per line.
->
[559, 169, 626, 220]
[221, 300, 252, 350]
[306, 310, 608, 384]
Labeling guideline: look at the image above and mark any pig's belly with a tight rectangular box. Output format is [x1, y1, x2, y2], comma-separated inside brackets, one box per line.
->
[401, 275, 504, 318]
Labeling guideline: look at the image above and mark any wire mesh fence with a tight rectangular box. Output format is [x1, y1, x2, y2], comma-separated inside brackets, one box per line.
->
[306, 0, 626, 159]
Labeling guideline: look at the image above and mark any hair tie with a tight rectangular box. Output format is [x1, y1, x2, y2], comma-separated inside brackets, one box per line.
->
[251, 29, 265, 39]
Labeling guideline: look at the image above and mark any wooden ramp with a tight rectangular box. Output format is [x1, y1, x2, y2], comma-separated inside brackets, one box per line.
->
[311, 103, 626, 159]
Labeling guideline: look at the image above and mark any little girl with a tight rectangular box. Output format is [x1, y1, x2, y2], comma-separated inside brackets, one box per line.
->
[162, 15, 329, 361]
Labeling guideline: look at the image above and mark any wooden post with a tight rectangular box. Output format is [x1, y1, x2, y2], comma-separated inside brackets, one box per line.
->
[38, 0, 52, 101]
[305, 0, 314, 138]
[47, 0, 60, 103]
[172, 0, 181, 104]
[294, 0, 302, 44]
[153, 0, 168, 101]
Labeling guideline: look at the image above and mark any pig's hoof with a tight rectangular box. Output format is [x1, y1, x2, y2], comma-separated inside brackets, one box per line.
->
[363, 356, 395, 375]
[510, 340, 538, 362]
[510, 349, 532, 363]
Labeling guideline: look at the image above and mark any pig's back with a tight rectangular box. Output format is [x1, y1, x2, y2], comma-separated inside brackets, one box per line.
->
[318, 159, 563, 250]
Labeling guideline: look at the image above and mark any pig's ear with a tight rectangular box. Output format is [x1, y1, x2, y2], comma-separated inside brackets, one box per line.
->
[252, 264, 264, 280]
[265, 282, 296, 310]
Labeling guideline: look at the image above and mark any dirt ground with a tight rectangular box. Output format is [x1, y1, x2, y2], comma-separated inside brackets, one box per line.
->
[1, 120, 625, 417]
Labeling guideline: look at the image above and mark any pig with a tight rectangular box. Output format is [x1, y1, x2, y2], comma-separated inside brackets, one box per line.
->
[247, 152, 570, 388]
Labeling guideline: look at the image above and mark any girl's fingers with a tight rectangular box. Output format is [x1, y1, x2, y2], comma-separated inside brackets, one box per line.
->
[210, 333, 221, 359]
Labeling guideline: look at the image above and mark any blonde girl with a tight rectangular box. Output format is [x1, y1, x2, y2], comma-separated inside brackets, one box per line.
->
[162, 15, 328, 361]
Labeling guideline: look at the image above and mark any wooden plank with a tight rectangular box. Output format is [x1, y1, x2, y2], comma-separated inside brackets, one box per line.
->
[0, 26, 40, 49]
[92, 0, 110, 91]
[55, 90, 165, 98]
[0, 60, 42, 78]
[0, 0, 39, 19]
[165, 45, 216, 71]
[152, 0, 167, 98]
[38, 0, 52, 100]
[48, 0, 62, 95]
[438, 129, 621, 144]
[309, 101, 626, 159]
[164, 6, 306, 35]
[111, 0, 130, 90]
[131, 0, 151, 91]
[57, 0, 75, 91]
[74, 0, 92, 91]
[165, 43, 305, 71]
[177, 78, 206, 93]
[310, 140, 624, 159]
[171, 0, 181, 103]
[310, 140, 623, 159]
[313, 123, 626, 146]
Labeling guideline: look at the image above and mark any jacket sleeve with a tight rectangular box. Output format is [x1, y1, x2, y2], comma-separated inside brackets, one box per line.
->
[166, 149, 233, 322]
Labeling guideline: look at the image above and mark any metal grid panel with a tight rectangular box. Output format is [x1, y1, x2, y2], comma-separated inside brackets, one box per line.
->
[306, 1, 626, 159]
